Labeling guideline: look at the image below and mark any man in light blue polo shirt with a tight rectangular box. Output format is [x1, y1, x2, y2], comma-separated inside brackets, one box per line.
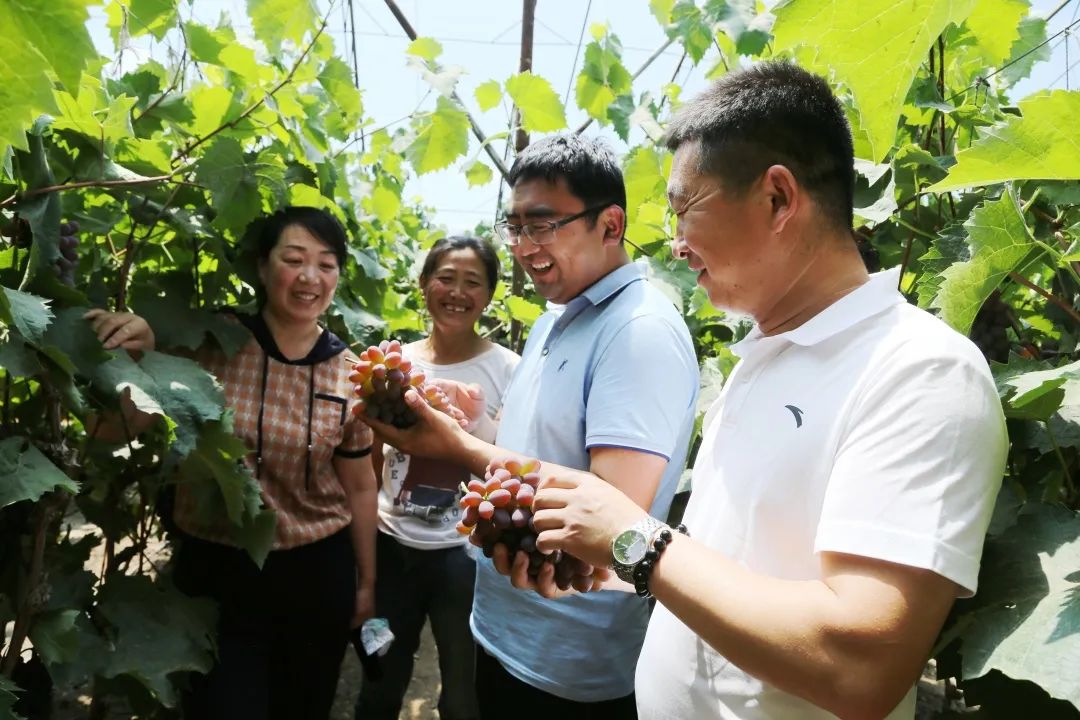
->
[371, 134, 698, 718]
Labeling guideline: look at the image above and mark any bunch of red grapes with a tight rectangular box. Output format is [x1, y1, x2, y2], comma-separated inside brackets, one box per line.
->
[55, 220, 79, 287]
[458, 456, 597, 592]
[350, 339, 453, 428]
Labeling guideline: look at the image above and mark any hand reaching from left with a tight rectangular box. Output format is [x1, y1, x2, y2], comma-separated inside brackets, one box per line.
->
[83, 309, 155, 353]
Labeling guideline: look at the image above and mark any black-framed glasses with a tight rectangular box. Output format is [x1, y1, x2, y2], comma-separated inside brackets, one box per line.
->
[493, 204, 612, 246]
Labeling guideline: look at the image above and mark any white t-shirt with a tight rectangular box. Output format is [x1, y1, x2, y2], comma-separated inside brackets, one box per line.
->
[377, 342, 519, 549]
[635, 268, 1007, 719]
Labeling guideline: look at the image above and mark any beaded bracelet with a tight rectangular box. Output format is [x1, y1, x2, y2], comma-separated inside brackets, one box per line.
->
[632, 522, 689, 598]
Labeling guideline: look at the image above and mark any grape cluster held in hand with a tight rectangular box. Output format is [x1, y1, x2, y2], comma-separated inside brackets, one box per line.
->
[459, 456, 598, 593]
[350, 339, 453, 428]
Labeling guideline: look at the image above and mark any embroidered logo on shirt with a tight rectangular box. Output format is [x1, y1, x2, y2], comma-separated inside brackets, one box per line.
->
[785, 405, 805, 428]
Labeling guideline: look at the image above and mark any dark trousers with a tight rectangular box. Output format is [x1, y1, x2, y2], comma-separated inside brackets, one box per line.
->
[476, 644, 637, 720]
[355, 531, 478, 720]
[173, 528, 355, 720]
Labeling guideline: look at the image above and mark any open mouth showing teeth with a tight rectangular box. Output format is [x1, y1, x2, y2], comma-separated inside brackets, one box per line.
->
[294, 292, 319, 301]
[442, 304, 469, 313]
[531, 261, 553, 273]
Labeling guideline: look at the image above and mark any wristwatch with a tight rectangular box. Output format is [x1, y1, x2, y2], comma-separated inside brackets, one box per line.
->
[611, 515, 668, 584]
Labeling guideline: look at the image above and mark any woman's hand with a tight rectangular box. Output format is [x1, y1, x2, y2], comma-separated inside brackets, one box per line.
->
[83, 309, 155, 353]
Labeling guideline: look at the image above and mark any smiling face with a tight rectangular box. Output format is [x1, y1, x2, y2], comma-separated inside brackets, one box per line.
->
[258, 223, 340, 325]
[506, 176, 624, 305]
[667, 140, 781, 317]
[422, 247, 493, 333]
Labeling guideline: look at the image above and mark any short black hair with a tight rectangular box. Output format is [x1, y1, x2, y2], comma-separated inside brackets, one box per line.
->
[420, 235, 500, 293]
[507, 134, 627, 226]
[663, 61, 855, 230]
[248, 206, 349, 269]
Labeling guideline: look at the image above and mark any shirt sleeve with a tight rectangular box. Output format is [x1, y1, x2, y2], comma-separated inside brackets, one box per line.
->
[335, 414, 374, 457]
[814, 342, 1007, 596]
[584, 313, 698, 461]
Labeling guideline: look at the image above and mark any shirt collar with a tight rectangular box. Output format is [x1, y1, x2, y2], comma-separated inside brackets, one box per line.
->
[581, 261, 647, 306]
[731, 267, 904, 356]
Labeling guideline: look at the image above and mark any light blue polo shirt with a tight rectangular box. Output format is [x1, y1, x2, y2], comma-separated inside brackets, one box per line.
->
[471, 261, 699, 702]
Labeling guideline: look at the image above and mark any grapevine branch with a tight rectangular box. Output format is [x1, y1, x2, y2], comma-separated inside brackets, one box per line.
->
[173, 6, 335, 162]
[0, 174, 199, 210]
[1009, 271, 1080, 325]
[132, 50, 188, 124]
[381, 0, 511, 180]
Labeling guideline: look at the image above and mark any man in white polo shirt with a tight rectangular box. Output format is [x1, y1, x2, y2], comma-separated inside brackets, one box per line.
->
[524, 61, 1007, 719]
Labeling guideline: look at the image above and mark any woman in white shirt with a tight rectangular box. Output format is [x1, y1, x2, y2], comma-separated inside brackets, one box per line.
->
[355, 236, 519, 720]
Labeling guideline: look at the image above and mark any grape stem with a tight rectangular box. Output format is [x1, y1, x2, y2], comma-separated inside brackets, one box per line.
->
[1009, 271, 1080, 326]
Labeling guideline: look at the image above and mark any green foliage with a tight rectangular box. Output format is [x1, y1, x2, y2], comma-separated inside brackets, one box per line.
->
[504, 72, 568, 132]
[930, 91, 1080, 192]
[0, 437, 78, 508]
[931, 190, 1034, 335]
[1, 0, 1079, 714]
[773, 0, 977, 161]
[952, 503, 1080, 704]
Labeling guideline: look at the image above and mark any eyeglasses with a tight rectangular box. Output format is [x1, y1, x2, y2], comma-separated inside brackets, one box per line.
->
[493, 204, 611, 246]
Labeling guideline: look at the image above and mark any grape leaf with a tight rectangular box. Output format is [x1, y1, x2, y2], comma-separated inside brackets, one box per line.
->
[91, 351, 226, 459]
[183, 23, 263, 81]
[106, 0, 178, 42]
[772, 0, 978, 162]
[964, 0, 1027, 67]
[993, 357, 1080, 421]
[464, 160, 493, 187]
[928, 91, 1080, 192]
[931, 190, 1034, 335]
[97, 575, 218, 707]
[623, 146, 668, 226]
[506, 296, 543, 325]
[0, 437, 78, 508]
[246, 0, 317, 54]
[650, 0, 675, 25]
[1000, 17, 1049, 86]
[407, 37, 443, 62]
[0, 335, 42, 377]
[29, 610, 83, 668]
[405, 97, 470, 174]
[505, 72, 567, 133]
[0, 675, 23, 720]
[0, 0, 96, 91]
[368, 183, 401, 223]
[955, 503, 1080, 708]
[196, 136, 264, 234]
[1, 287, 53, 345]
[40, 307, 115, 378]
[176, 417, 277, 565]
[475, 80, 503, 112]
[668, 1, 713, 63]
[319, 57, 364, 130]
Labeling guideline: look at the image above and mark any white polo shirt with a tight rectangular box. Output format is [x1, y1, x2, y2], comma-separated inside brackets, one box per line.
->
[635, 268, 1007, 720]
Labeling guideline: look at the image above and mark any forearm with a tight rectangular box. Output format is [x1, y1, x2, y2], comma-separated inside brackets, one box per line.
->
[348, 485, 378, 588]
[649, 539, 924, 719]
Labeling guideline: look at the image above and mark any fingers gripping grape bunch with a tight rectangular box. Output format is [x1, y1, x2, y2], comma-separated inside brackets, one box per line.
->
[458, 457, 598, 593]
[55, 221, 79, 287]
[350, 339, 454, 428]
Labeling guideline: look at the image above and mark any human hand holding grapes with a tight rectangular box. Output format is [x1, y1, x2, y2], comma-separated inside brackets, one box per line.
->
[463, 457, 610, 598]
[531, 469, 650, 571]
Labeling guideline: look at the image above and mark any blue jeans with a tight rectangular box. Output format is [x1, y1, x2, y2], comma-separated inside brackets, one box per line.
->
[355, 531, 478, 720]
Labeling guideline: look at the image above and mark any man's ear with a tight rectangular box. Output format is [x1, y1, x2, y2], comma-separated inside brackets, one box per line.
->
[600, 205, 627, 247]
[762, 165, 800, 235]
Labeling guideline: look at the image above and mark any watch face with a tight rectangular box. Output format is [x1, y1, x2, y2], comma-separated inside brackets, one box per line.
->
[613, 529, 648, 565]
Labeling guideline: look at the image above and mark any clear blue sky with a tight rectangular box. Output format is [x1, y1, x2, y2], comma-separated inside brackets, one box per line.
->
[87, 0, 1077, 233]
